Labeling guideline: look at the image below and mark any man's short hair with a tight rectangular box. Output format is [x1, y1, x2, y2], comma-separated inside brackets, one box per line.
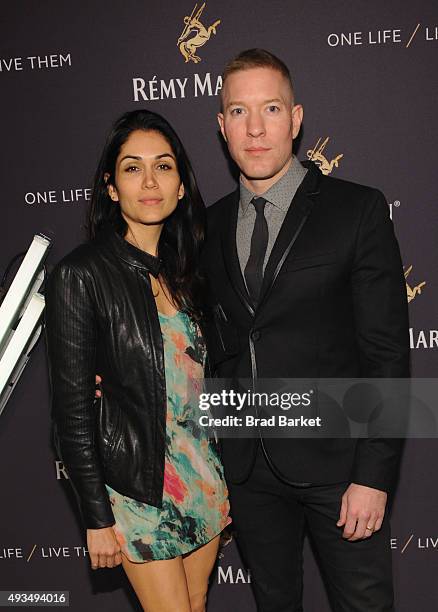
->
[221, 48, 295, 104]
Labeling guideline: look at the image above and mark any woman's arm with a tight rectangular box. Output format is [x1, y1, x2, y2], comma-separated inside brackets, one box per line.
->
[45, 262, 115, 529]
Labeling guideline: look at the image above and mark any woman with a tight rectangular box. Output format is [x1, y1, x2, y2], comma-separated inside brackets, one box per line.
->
[45, 109, 231, 611]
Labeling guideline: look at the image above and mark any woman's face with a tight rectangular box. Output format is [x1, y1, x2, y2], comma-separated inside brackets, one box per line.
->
[108, 129, 184, 229]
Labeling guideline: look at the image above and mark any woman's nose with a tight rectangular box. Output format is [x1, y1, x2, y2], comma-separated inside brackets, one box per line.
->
[142, 170, 158, 189]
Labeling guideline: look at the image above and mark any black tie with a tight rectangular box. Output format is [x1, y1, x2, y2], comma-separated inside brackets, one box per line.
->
[244, 197, 268, 304]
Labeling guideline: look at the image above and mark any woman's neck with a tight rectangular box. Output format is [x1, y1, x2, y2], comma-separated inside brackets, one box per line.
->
[124, 222, 163, 256]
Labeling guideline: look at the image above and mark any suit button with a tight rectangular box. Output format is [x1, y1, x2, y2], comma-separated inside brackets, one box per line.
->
[251, 330, 261, 341]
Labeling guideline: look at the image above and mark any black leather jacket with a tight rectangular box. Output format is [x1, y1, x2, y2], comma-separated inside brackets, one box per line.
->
[45, 225, 210, 529]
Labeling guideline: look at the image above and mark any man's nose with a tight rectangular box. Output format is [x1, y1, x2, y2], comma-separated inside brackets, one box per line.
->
[247, 112, 266, 138]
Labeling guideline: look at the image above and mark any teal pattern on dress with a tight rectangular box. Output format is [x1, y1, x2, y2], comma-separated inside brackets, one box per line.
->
[105, 311, 231, 562]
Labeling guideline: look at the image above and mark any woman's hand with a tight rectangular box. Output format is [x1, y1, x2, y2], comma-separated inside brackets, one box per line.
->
[87, 526, 122, 569]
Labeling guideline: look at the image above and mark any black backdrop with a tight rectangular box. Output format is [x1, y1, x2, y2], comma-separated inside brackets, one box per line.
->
[1, 1, 437, 610]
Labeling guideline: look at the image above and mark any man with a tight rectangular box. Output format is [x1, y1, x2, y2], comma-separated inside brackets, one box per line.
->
[203, 49, 409, 611]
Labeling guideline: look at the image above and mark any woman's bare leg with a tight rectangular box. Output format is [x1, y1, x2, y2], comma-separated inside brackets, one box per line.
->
[121, 554, 191, 612]
[182, 535, 221, 612]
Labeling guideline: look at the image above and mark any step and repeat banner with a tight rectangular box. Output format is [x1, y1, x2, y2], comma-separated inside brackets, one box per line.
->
[1, 1, 437, 610]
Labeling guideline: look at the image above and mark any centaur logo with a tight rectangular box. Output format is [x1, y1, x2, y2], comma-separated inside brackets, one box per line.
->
[404, 265, 426, 303]
[306, 137, 343, 175]
[178, 3, 221, 63]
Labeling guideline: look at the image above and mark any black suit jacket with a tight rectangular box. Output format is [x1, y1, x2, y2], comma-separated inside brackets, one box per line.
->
[203, 161, 410, 493]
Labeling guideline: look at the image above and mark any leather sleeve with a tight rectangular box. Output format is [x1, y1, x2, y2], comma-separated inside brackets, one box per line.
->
[350, 189, 410, 493]
[45, 262, 115, 529]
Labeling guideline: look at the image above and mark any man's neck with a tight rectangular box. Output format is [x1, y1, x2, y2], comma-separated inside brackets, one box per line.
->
[240, 156, 293, 196]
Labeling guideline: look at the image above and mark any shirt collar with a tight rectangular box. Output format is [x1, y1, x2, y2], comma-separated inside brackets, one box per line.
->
[239, 156, 307, 214]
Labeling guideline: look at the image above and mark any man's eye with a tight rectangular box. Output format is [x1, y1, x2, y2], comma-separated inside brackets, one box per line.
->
[267, 105, 280, 112]
[230, 108, 244, 115]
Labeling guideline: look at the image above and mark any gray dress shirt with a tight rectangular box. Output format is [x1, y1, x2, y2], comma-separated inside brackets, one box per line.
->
[237, 156, 308, 277]
[237, 157, 312, 486]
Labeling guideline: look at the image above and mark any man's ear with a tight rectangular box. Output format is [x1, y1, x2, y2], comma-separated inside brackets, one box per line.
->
[217, 113, 227, 142]
[104, 173, 119, 202]
[291, 104, 304, 140]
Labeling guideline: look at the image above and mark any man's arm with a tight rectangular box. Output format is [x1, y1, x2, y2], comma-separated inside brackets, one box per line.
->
[350, 188, 410, 488]
[339, 189, 410, 540]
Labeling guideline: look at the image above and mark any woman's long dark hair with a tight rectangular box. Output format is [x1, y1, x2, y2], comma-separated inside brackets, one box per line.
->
[87, 109, 206, 320]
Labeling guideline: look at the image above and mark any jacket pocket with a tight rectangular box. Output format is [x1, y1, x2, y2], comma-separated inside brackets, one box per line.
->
[95, 395, 121, 467]
[213, 304, 239, 359]
[201, 304, 240, 371]
[281, 250, 337, 273]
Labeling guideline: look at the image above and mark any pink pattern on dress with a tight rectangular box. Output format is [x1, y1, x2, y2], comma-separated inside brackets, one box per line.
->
[164, 460, 188, 504]
[170, 331, 186, 352]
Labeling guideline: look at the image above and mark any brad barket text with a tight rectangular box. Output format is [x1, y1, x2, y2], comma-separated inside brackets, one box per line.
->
[198, 415, 322, 428]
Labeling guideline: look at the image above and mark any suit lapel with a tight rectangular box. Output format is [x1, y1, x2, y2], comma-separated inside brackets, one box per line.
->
[220, 189, 255, 317]
[257, 162, 322, 311]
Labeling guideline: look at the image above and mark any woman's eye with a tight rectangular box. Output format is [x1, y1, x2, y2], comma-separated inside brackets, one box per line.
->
[157, 163, 172, 171]
[125, 165, 139, 172]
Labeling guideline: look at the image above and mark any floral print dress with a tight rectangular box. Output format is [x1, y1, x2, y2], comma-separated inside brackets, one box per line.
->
[105, 311, 231, 562]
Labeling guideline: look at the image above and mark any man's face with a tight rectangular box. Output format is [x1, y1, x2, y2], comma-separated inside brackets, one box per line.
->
[218, 67, 303, 191]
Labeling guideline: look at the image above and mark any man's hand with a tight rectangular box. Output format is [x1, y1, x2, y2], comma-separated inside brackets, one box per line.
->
[337, 483, 387, 541]
[87, 526, 122, 569]
[95, 374, 102, 398]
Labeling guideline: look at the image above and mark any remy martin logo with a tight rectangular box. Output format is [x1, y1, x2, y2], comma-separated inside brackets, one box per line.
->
[178, 3, 221, 64]
[307, 137, 343, 175]
[405, 265, 426, 303]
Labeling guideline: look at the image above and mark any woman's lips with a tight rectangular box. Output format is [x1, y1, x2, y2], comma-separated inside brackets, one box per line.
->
[138, 198, 163, 205]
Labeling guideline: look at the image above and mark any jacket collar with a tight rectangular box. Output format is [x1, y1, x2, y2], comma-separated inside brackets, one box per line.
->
[99, 224, 162, 278]
[298, 159, 323, 195]
[220, 188, 254, 317]
[257, 160, 320, 307]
